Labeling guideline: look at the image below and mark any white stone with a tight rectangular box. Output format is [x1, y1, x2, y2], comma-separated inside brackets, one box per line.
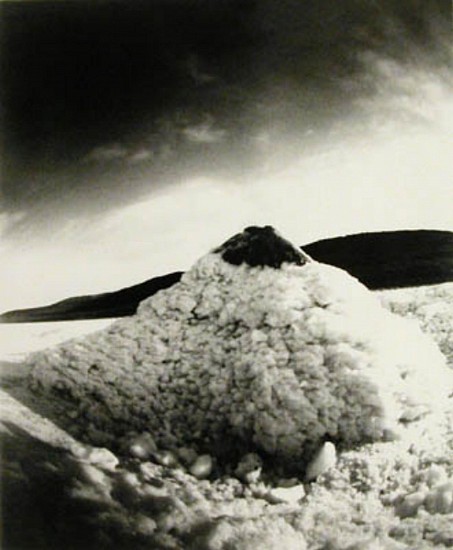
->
[190, 454, 213, 479]
[266, 484, 305, 505]
[129, 433, 158, 459]
[154, 450, 179, 468]
[305, 442, 337, 481]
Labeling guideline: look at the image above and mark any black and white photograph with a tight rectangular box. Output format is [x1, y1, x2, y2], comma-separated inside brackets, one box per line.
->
[1, 1, 453, 548]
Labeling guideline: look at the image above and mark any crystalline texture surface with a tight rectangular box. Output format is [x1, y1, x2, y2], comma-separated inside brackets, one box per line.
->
[27, 226, 452, 468]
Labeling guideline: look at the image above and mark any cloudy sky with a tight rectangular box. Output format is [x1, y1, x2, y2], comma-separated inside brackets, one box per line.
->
[0, 0, 452, 311]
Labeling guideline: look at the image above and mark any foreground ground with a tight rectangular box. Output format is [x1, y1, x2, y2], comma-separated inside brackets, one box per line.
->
[1, 283, 452, 549]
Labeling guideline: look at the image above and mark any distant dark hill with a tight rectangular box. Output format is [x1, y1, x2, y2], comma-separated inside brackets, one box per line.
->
[303, 230, 453, 290]
[0, 272, 183, 323]
[1, 230, 452, 323]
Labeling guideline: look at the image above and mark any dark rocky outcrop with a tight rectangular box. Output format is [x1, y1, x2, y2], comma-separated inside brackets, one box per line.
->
[215, 226, 310, 268]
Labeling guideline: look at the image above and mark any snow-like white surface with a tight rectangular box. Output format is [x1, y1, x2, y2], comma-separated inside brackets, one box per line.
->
[0, 320, 114, 362]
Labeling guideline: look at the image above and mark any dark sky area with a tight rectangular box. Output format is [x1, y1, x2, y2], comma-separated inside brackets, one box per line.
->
[0, 0, 451, 229]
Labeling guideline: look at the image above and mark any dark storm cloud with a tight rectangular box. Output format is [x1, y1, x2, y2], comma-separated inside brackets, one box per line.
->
[0, 0, 451, 226]
[1, 1, 254, 160]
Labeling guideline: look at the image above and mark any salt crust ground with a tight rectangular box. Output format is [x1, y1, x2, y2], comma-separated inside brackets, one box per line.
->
[1, 282, 453, 549]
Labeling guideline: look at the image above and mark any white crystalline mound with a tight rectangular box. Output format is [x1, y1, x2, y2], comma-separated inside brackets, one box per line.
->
[27, 230, 452, 468]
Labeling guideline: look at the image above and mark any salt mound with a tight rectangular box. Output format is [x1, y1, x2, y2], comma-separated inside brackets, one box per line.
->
[27, 226, 452, 470]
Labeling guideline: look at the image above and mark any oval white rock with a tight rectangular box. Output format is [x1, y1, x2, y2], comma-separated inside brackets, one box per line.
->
[266, 484, 305, 505]
[189, 454, 213, 479]
[305, 441, 337, 482]
[129, 433, 158, 459]
[154, 450, 179, 468]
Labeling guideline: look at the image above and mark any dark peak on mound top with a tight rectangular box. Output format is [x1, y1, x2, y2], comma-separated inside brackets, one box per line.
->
[215, 226, 311, 268]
